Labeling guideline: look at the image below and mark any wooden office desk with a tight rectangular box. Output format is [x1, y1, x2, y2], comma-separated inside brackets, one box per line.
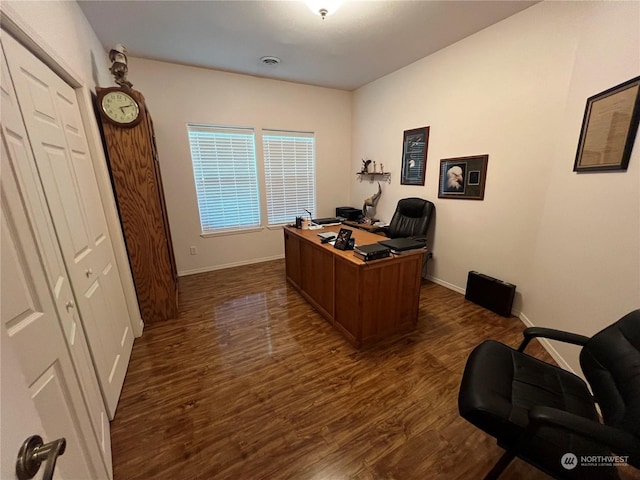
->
[283, 226, 423, 348]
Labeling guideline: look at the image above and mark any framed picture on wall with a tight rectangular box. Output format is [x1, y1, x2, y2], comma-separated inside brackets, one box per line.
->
[401, 126, 429, 185]
[573, 75, 640, 172]
[438, 155, 489, 200]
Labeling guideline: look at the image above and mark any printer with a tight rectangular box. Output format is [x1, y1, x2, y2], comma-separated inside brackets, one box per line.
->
[336, 206, 362, 221]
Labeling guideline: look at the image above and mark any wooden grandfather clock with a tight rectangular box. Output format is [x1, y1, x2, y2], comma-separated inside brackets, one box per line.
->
[95, 45, 177, 323]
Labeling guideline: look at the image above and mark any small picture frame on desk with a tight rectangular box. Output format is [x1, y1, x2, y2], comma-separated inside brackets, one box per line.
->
[334, 228, 353, 250]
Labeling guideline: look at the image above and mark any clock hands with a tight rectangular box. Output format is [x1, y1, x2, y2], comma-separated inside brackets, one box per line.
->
[119, 103, 136, 114]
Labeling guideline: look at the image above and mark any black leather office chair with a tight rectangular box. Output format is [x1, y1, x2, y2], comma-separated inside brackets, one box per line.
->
[458, 309, 640, 479]
[384, 197, 435, 241]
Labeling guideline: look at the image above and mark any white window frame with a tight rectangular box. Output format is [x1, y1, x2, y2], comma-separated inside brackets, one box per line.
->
[262, 129, 316, 227]
[187, 124, 262, 236]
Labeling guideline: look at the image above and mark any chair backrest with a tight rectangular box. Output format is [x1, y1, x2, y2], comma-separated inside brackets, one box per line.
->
[387, 197, 435, 239]
[580, 309, 640, 439]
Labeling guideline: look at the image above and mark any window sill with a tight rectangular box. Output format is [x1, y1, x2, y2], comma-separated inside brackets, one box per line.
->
[200, 227, 264, 238]
[267, 224, 288, 231]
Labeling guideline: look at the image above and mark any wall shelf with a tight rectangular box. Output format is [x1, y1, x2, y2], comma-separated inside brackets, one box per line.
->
[356, 172, 391, 184]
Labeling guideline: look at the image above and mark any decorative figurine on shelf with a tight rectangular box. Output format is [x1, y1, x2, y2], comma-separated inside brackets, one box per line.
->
[373, 161, 377, 173]
[109, 43, 133, 88]
[362, 182, 382, 224]
[380, 163, 384, 174]
[361, 158, 372, 173]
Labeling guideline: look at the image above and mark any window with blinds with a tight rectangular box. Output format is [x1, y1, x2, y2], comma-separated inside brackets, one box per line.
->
[262, 130, 316, 226]
[187, 125, 261, 234]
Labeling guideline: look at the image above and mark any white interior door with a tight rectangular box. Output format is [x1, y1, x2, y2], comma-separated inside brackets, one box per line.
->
[1, 40, 113, 476]
[1, 331, 46, 479]
[2, 33, 133, 419]
[1, 129, 108, 479]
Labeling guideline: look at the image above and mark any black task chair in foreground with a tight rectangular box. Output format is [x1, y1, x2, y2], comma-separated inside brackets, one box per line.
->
[458, 309, 640, 479]
[383, 197, 435, 241]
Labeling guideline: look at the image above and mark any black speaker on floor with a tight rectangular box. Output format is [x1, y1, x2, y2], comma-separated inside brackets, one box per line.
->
[465, 271, 516, 317]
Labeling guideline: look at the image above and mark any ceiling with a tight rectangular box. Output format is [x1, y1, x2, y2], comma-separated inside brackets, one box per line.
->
[78, 0, 538, 91]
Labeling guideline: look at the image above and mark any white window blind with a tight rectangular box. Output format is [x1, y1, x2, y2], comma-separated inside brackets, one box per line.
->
[187, 125, 261, 234]
[262, 130, 316, 226]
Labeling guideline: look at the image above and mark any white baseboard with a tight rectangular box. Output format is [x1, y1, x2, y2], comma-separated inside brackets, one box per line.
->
[426, 274, 573, 374]
[178, 254, 285, 277]
[424, 274, 466, 295]
[425, 274, 521, 316]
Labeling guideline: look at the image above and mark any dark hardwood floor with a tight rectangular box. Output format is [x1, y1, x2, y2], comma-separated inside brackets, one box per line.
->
[110, 259, 637, 479]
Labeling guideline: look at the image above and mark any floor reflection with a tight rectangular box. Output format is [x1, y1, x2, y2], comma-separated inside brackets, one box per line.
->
[111, 259, 567, 480]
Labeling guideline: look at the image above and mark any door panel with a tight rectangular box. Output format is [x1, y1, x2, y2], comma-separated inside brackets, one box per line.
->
[1, 336, 45, 479]
[3, 33, 133, 419]
[1, 135, 107, 479]
[1, 58, 66, 306]
[1, 38, 112, 475]
[30, 362, 92, 478]
[39, 144, 94, 262]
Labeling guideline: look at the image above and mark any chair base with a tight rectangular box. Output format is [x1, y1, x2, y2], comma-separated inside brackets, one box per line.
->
[484, 449, 516, 480]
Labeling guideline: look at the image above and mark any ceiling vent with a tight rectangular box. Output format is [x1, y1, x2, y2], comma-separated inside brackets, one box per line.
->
[260, 56, 281, 66]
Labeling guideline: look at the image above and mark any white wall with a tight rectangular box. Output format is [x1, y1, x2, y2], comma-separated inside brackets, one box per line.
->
[352, 1, 582, 306]
[352, 1, 639, 374]
[2, 0, 111, 88]
[525, 1, 640, 372]
[126, 57, 352, 275]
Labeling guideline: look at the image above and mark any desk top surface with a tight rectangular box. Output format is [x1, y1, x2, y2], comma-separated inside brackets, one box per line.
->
[341, 220, 382, 232]
[285, 225, 425, 266]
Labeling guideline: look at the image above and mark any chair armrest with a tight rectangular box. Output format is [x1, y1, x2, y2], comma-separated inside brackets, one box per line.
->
[529, 406, 640, 458]
[518, 327, 589, 352]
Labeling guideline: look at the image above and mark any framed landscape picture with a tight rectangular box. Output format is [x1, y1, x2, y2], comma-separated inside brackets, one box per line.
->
[573, 76, 640, 172]
[401, 127, 429, 185]
[438, 155, 489, 200]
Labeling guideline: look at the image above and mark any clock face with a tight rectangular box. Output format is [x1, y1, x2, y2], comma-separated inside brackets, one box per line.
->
[101, 91, 140, 125]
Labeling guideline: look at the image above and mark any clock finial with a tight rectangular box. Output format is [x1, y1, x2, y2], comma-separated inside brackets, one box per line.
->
[109, 43, 133, 88]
